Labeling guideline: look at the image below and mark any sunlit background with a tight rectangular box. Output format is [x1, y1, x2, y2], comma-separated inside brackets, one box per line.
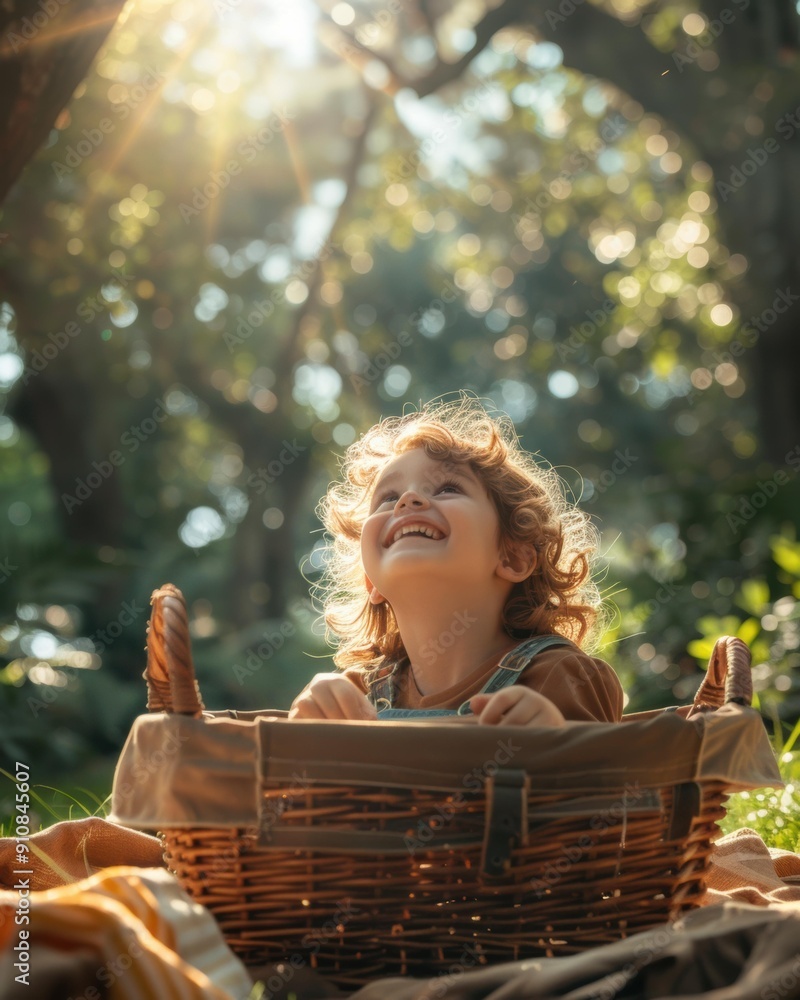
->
[0, 0, 799, 826]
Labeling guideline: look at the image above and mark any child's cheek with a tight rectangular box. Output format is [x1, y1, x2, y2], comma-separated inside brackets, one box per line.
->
[359, 519, 383, 572]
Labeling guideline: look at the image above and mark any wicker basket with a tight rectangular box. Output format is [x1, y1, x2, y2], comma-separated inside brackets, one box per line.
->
[111, 583, 783, 989]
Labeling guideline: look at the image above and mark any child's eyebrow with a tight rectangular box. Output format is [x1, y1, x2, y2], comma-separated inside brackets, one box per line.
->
[372, 471, 400, 495]
[438, 464, 478, 484]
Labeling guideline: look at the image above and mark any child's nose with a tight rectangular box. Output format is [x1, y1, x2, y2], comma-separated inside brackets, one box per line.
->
[396, 490, 428, 510]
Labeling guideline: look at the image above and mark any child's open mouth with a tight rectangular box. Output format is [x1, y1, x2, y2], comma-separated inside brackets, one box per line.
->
[385, 522, 446, 547]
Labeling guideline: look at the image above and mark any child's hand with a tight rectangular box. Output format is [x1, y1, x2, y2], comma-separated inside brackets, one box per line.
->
[469, 687, 566, 727]
[288, 672, 378, 721]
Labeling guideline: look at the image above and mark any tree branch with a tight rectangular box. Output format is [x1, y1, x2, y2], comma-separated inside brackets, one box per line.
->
[524, 3, 701, 140]
[273, 89, 381, 400]
[411, 0, 532, 97]
[318, 19, 407, 95]
[318, 0, 533, 97]
[321, 0, 704, 142]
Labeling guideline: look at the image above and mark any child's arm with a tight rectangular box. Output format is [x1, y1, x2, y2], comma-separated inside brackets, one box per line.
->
[289, 672, 378, 721]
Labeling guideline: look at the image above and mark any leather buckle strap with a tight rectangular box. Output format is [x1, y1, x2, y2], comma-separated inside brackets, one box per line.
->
[481, 768, 529, 878]
[667, 781, 702, 840]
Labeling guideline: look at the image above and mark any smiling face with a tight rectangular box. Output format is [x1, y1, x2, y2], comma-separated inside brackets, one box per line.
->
[360, 447, 526, 606]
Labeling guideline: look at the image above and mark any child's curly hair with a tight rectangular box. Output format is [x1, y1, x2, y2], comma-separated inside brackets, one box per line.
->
[315, 394, 603, 672]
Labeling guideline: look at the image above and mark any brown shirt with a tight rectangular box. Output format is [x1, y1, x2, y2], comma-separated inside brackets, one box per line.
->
[344, 645, 624, 723]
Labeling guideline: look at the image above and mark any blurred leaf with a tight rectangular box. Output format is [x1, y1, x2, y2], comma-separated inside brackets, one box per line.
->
[687, 638, 715, 662]
[697, 615, 742, 638]
[772, 539, 800, 578]
[738, 579, 770, 616]
[737, 617, 761, 647]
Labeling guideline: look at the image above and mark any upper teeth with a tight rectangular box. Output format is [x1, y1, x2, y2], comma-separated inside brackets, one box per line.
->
[390, 524, 444, 545]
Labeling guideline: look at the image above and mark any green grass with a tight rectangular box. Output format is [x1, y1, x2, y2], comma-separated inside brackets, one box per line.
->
[0, 769, 112, 836]
[718, 716, 800, 851]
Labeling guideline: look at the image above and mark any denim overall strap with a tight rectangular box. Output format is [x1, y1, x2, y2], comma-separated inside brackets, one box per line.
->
[376, 707, 462, 718]
[368, 660, 463, 718]
[473, 634, 579, 697]
[373, 634, 578, 719]
[369, 663, 458, 718]
[449, 633, 578, 716]
[367, 661, 404, 712]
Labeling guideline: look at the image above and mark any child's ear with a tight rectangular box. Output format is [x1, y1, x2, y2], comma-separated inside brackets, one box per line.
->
[496, 543, 537, 583]
[364, 573, 386, 605]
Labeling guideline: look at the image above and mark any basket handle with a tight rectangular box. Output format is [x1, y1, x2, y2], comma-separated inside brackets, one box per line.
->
[143, 583, 205, 716]
[687, 635, 752, 717]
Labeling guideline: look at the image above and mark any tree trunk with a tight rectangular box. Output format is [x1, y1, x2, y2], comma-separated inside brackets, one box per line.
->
[10, 366, 127, 545]
[231, 424, 313, 628]
[0, 0, 126, 203]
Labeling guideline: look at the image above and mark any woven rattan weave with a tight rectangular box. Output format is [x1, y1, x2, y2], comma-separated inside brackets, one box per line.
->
[111, 583, 782, 989]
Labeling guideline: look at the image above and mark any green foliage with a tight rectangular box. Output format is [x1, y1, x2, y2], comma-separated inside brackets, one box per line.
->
[696, 542, 800, 849]
[720, 718, 800, 852]
[685, 534, 800, 720]
[0, 767, 111, 837]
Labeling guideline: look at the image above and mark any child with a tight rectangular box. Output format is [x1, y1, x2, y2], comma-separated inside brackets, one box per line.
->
[289, 395, 623, 726]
